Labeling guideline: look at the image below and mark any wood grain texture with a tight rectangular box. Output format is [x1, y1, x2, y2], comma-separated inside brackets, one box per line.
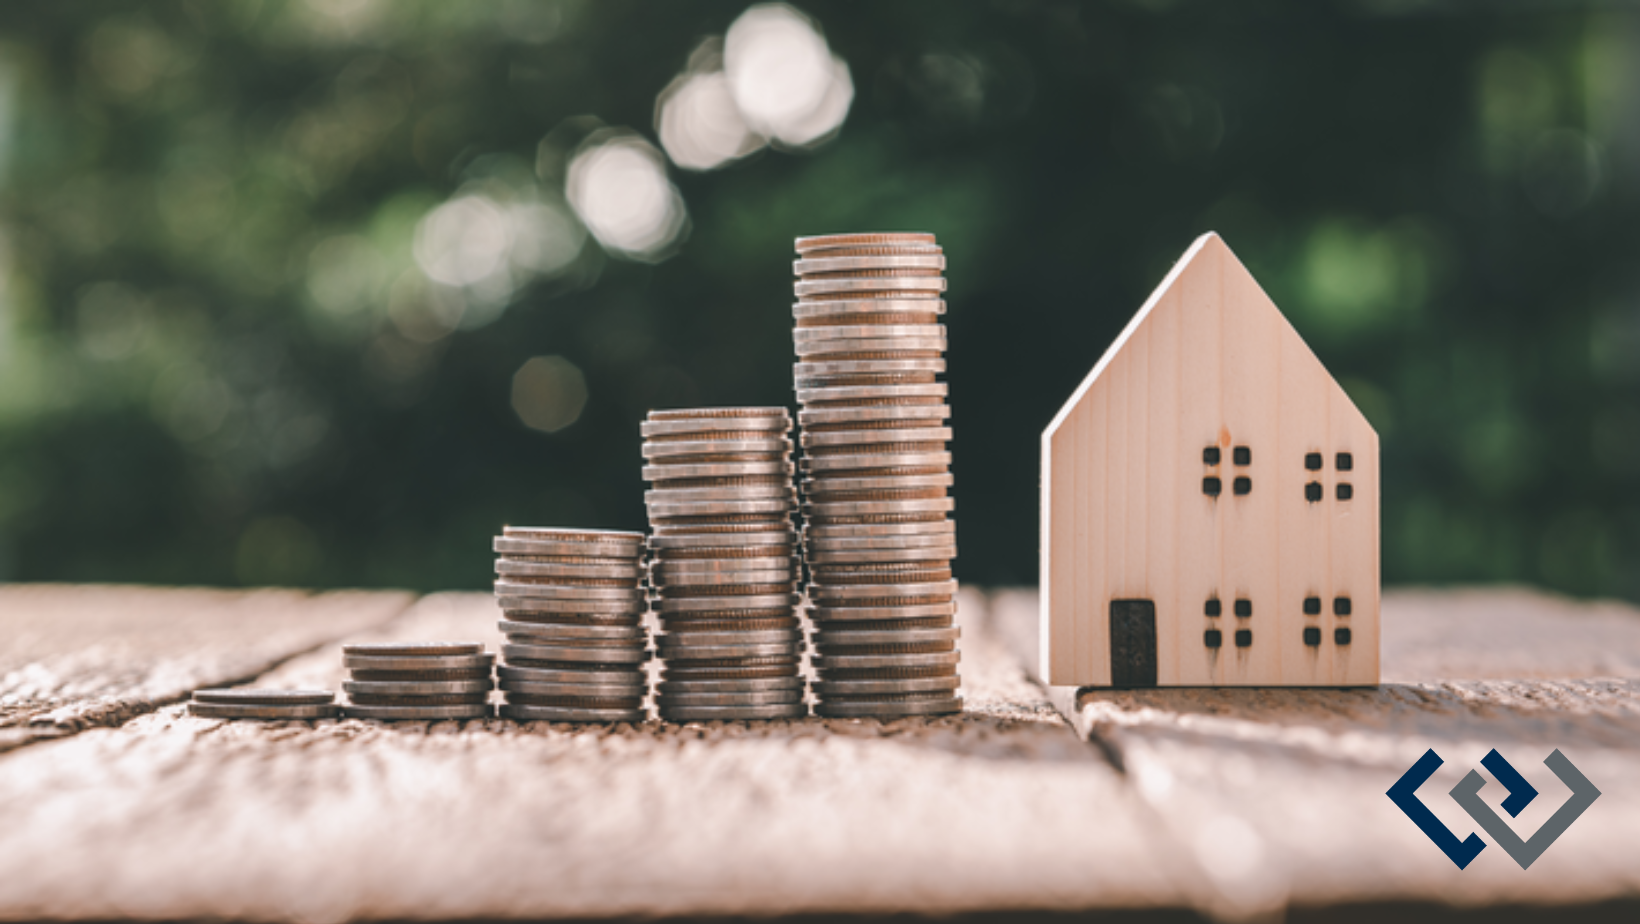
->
[998, 587, 1640, 918]
[0, 584, 411, 753]
[0, 590, 1183, 922]
[1042, 232, 1379, 687]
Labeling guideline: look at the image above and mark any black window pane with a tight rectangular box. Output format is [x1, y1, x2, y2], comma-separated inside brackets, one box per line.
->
[1235, 629, 1253, 647]
[1234, 599, 1252, 617]
[1305, 452, 1323, 470]
[1204, 629, 1222, 648]
[1205, 598, 1221, 617]
[1233, 446, 1251, 465]
[1305, 481, 1323, 502]
[1203, 477, 1222, 496]
[1335, 627, 1353, 645]
[1337, 483, 1353, 501]
[1334, 596, 1352, 616]
[1303, 626, 1321, 646]
[1203, 446, 1220, 465]
[1303, 596, 1321, 615]
[1336, 452, 1354, 471]
[1233, 476, 1252, 495]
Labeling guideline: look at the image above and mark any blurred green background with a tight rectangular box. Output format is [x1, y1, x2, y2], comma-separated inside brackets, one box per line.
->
[0, 0, 1636, 599]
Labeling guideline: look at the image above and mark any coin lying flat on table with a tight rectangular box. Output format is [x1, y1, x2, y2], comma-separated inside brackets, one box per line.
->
[187, 688, 340, 721]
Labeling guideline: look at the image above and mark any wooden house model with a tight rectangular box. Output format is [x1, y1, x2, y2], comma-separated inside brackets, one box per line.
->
[1040, 233, 1379, 687]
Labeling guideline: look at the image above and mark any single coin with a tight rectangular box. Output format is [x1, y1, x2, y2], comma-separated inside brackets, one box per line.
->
[794, 254, 946, 274]
[504, 692, 644, 709]
[658, 702, 810, 722]
[342, 642, 484, 658]
[647, 407, 789, 422]
[493, 536, 645, 559]
[343, 680, 494, 696]
[793, 298, 945, 320]
[499, 620, 645, 641]
[794, 338, 947, 358]
[808, 602, 960, 622]
[498, 680, 649, 698]
[645, 499, 795, 518]
[795, 232, 936, 251]
[498, 664, 647, 686]
[802, 474, 953, 494]
[657, 593, 799, 613]
[345, 704, 494, 721]
[502, 642, 649, 665]
[793, 323, 945, 343]
[802, 427, 953, 448]
[648, 530, 795, 549]
[802, 519, 955, 539]
[794, 358, 946, 377]
[188, 702, 341, 720]
[645, 485, 795, 502]
[811, 676, 961, 696]
[496, 595, 648, 616]
[642, 460, 795, 481]
[191, 689, 335, 707]
[651, 569, 797, 589]
[347, 692, 491, 707]
[806, 547, 957, 565]
[500, 704, 647, 723]
[813, 651, 962, 670]
[814, 697, 962, 718]
[657, 676, 805, 693]
[658, 689, 803, 707]
[642, 438, 791, 459]
[800, 408, 950, 430]
[811, 579, 958, 599]
[650, 556, 796, 575]
[495, 560, 644, 580]
[657, 642, 803, 660]
[795, 277, 947, 298]
[641, 416, 789, 436]
[492, 582, 647, 604]
[802, 531, 956, 551]
[803, 498, 955, 518]
[796, 383, 948, 403]
[800, 452, 952, 473]
[348, 668, 493, 683]
[343, 653, 495, 672]
[813, 626, 961, 646]
[662, 666, 801, 681]
[657, 629, 803, 647]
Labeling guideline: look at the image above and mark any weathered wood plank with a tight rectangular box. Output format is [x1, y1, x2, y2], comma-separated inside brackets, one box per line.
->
[0, 589, 1186, 922]
[992, 587, 1640, 917]
[0, 584, 413, 752]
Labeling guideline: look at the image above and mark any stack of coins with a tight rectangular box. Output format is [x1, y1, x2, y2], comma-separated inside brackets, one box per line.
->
[791, 232, 963, 718]
[491, 526, 650, 723]
[341, 642, 495, 721]
[187, 689, 340, 721]
[642, 408, 808, 722]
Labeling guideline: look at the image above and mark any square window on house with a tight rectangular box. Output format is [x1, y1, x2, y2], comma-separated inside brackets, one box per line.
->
[1334, 596, 1352, 616]
[1205, 598, 1221, 617]
[1203, 446, 1221, 465]
[1204, 629, 1222, 648]
[1335, 627, 1352, 645]
[1303, 626, 1322, 646]
[1305, 482, 1322, 502]
[1305, 452, 1323, 470]
[1203, 477, 1222, 497]
[1303, 596, 1321, 615]
[1336, 452, 1354, 471]
[1233, 477, 1252, 495]
[1233, 446, 1251, 465]
[1234, 599, 1252, 618]
[1235, 629, 1253, 647]
[1337, 483, 1353, 501]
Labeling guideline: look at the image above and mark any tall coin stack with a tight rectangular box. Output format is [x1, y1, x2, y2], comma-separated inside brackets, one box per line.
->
[642, 408, 809, 722]
[492, 527, 650, 723]
[342, 643, 495, 721]
[791, 232, 963, 718]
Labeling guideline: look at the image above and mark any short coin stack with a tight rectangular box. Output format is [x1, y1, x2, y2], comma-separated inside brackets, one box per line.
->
[642, 408, 808, 722]
[188, 689, 339, 721]
[492, 527, 650, 723]
[791, 232, 963, 718]
[342, 642, 495, 720]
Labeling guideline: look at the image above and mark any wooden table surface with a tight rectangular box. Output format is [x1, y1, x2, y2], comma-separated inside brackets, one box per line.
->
[1, 583, 1637, 922]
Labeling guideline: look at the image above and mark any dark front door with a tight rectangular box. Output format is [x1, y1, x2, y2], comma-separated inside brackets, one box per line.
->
[1109, 599, 1157, 687]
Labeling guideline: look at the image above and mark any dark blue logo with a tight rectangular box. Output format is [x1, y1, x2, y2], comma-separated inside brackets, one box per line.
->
[1388, 748, 1601, 869]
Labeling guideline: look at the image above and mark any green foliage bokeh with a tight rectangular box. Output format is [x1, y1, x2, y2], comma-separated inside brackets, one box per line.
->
[0, 0, 1636, 599]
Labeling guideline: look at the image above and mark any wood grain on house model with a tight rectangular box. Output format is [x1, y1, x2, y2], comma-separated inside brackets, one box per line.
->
[1041, 232, 1380, 687]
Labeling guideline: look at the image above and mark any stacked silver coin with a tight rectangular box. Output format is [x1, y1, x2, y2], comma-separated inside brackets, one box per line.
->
[188, 688, 339, 721]
[642, 408, 809, 722]
[342, 642, 495, 720]
[492, 526, 650, 723]
[791, 232, 963, 718]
